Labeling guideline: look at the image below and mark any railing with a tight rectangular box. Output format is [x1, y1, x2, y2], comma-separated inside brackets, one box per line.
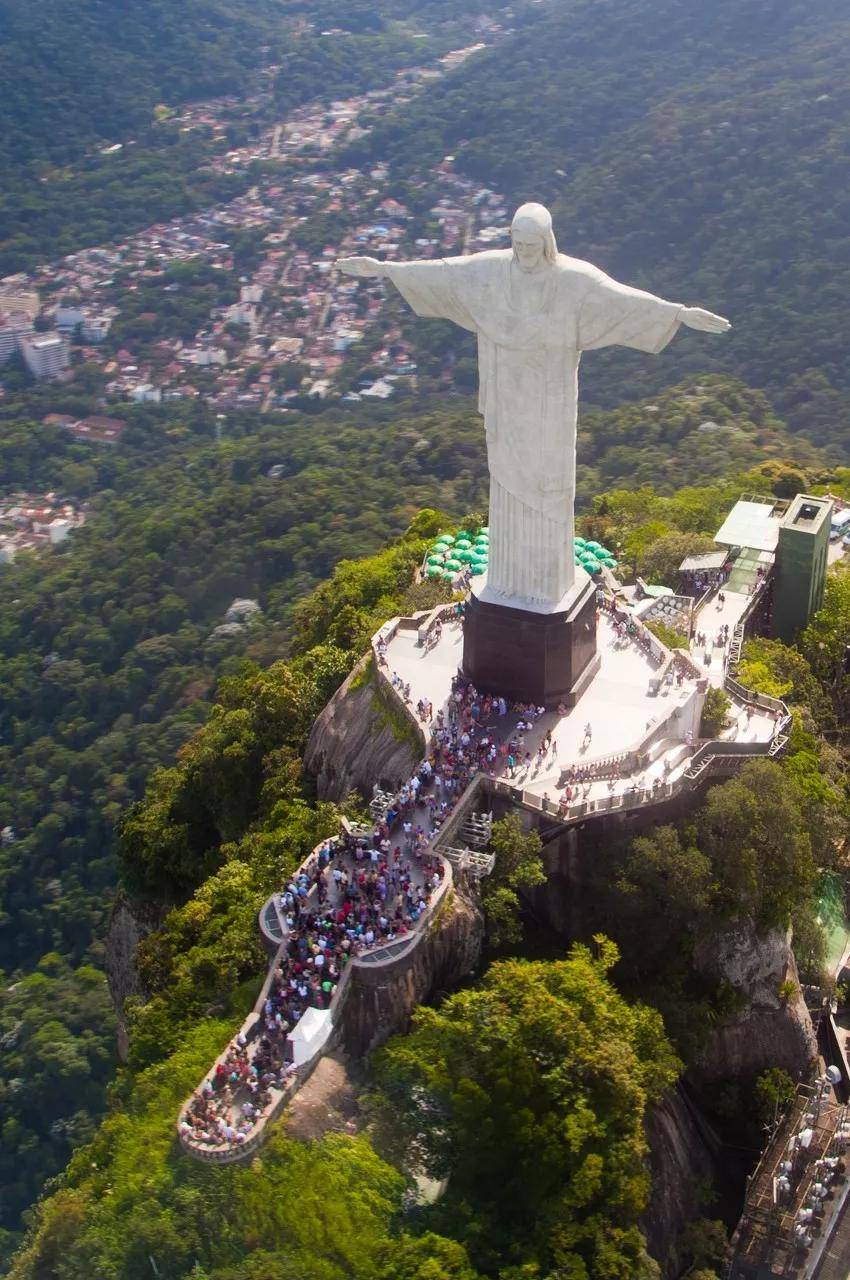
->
[353, 871, 453, 966]
[416, 601, 458, 647]
[690, 581, 717, 636]
[599, 595, 668, 669]
[726, 569, 772, 676]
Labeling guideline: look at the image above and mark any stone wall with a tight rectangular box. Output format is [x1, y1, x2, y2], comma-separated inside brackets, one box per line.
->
[339, 883, 484, 1058]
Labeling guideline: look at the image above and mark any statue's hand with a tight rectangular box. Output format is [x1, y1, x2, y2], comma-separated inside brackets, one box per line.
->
[336, 255, 387, 279]
[680, 306, 731, 334]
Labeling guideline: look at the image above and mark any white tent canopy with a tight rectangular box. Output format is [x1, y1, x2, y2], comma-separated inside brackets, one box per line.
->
[286, 1006, 332, 1068]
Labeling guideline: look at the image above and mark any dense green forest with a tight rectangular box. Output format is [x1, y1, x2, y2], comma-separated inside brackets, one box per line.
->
[5, 502, 849, 1278]
[344, 0, 850, 451]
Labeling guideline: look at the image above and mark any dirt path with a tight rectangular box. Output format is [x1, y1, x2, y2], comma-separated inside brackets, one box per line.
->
[283, 1052, 361, 1142]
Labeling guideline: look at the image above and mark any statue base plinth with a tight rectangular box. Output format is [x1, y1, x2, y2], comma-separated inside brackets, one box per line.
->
[461, 577, 599, 707]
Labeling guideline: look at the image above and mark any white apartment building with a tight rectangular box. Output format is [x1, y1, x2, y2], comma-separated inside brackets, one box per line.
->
[20, 332, 70, 380]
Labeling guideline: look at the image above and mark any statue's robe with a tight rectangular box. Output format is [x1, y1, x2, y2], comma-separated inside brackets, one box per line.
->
[387, 250, 682, 609]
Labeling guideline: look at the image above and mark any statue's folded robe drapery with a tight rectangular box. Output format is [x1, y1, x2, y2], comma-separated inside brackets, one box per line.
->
[387, 250, 682, 521]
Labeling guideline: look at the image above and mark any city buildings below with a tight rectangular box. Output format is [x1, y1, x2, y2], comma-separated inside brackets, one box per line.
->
[0, 492, 86, 563]
[0, 43, 512, 412]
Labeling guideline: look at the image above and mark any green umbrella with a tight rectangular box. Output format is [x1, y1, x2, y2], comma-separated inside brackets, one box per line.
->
[425, 565, 443, 578]
[427, 554, 445, 566]
[574, 536, 587, 548]
[583, 555, 602, 573]
[604, 558, 618, 571]
[441, 568, 456, 581]
[472, 551, 488, 563]
[470, 562, 486, 575]
[480, 526, 489, 534]
[585, 540, 603, 552]
[438, 534, 455, 545]
[455, 538, 473, 550]
[458, 549, 476, 563]
[444, 558, 462, 571]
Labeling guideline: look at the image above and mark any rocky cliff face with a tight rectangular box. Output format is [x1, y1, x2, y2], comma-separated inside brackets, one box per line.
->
[693, 918, 817, 1083]
[340, 884, 484, 1058]
[304, 658, 422, 802]
[105, 890, 168, 1062]
[644, 1087, 719, 1276]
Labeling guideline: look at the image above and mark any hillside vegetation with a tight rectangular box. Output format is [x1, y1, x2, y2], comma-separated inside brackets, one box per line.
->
[7, 516, 850, 1280]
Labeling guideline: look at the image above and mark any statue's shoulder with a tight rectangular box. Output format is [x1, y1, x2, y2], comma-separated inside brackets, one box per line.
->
[553, 254, 607, 288]
[450, 248, 511, 272]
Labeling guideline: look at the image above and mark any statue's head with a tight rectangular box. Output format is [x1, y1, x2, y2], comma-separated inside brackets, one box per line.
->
[510, 202, 558, 272]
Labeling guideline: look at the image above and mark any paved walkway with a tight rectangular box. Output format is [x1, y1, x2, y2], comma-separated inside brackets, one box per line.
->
[690, 587, 751, 686]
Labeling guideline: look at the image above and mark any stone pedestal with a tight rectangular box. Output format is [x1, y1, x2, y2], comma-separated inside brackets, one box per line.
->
[461, 576, 599, 707]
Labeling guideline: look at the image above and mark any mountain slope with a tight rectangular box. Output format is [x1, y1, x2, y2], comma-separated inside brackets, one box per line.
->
[345, 0, 850, 450]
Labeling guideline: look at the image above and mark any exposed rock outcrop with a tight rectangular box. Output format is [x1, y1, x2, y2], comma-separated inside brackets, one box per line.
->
[105, 890, 168, 1062]
[340, 883, 484, 1058]
[644, 1086, 719, 1276]
[693, 918, 817, 1083]
[304, 658, 422, 802]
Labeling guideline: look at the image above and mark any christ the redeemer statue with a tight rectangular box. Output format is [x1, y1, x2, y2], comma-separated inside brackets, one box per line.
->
[338, 202, 729, 614]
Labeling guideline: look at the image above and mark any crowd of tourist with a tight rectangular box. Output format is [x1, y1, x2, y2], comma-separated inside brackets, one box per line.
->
[181, 821, 448, 1151]
[180, 1028, 294, 1150]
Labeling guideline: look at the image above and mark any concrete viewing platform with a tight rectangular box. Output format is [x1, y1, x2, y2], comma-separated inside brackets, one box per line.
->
[379, 603, 779, 814]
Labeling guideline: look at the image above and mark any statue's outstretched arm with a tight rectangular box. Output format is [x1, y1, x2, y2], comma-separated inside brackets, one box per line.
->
[680, 306, 731, 333]
[336, 256, 389, 279]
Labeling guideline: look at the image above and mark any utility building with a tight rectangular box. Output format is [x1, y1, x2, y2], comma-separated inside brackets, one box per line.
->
[771, 494, 832, 644]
